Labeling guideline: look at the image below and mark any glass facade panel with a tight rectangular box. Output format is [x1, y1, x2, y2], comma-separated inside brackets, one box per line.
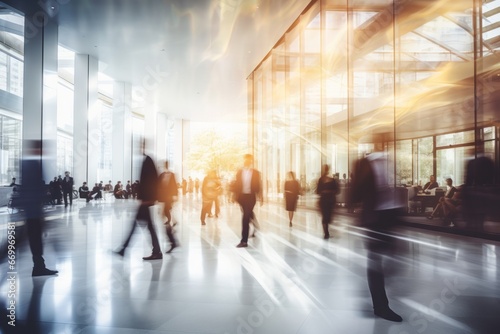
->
[97, 100, 113, 183]
[248, 0, 500, 234]
[0, 114, 21, 185]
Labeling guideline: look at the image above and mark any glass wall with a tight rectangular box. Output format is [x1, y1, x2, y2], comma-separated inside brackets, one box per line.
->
[0, 9, 23, 185]
[248, 0, 500, 234]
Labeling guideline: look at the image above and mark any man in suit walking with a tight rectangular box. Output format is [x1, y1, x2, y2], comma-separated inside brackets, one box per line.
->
[61, 171, 74, 207]
[350, 147, 403, 322]
[233, 154, 262, 248]
[116, 141, 162, 260]
[157, 160, 178, 253]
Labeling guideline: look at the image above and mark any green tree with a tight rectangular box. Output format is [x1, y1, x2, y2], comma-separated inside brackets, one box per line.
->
[185, 129, 246, 177]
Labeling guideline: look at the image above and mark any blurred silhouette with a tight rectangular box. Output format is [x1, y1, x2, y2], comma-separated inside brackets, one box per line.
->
[284, 171, 300, 227]
[421, 174, 439, 192]
[115, 141, 162, 260]
[9, 177, 17, 187]
[49, 176, 61, 205]
[351, 148, 403, 322]
[200, 170, 221, 225]
[87, 182, 102, 202]
[78, 181, 89, 198]
[61, 171, 74, 207]
[158, 160, 178, 253]
[316, 164, 339, 239]
[19, 140, 58, 276]
[427, 178, 457, 221]
[462, 144, 498, 231]
[233, 154, 262, 248]
[113, 181, 125, 199]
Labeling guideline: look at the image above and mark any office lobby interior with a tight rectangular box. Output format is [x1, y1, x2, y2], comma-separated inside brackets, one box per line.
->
[1, 0, 500, 333]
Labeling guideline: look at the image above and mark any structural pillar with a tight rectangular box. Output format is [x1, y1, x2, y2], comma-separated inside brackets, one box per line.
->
[112, 82, 132, 183]
[22, 9, 58, 182]
[74, 54, 98, 185]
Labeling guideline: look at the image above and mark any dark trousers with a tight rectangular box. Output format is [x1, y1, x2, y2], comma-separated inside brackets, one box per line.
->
[162, 201, 176, 245]
[365, 209, 398, 311]
[200, 199, 214, 222]
[239, 194, 256, 243]
[27, 218, 46, 269]
[63, 190, 72, 206]
[121, 203, 161, 254]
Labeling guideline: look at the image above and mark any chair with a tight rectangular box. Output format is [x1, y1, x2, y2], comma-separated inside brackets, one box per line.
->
[407, 186, 422, 213]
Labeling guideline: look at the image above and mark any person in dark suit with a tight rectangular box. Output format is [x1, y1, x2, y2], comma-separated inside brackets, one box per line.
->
[61, 171, 74, 207]
[422, 175, 439, 192]
[427, 178, 457, 220]
[462, 148, 497, 230]
[157, 160, 178, 253]
[316, 164, 338, 239]
[284, 171, 300, 227]
[200, 170, 221, 225]
[19, 140, 58, 276]
[116, 143, 162, 260]
[233, 154, 262, 248]
[79, 182, 89, 198]
[351, 149, 403, 322]
[87, 183, 102, 202]
[9, 177, 17, 186]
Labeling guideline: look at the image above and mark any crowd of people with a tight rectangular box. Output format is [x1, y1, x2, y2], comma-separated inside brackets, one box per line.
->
[4, 137, 497, 325]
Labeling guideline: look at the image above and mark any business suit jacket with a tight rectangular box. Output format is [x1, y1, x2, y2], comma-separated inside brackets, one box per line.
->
[138, 155, 158, 203]
[233, 168, 262, 203]
[62, 176, 74, 192]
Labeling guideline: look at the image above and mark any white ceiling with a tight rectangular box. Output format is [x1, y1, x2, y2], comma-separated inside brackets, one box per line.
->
[4, 0, 310, 122]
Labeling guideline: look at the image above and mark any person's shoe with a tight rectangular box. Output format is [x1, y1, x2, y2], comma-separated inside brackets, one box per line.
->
[374, 308, 403, 322]
[236, 242, 248, 248]
[289, 221, 293, 227]
[113, 248, 125, 257]
[323, 234, 330, 239]
[142, 253, 163, 260]
[32, 268, 58, 277]
[166, 244, 177, 253]
[201, 221, 206, 225]
[426, 215, 433, 220]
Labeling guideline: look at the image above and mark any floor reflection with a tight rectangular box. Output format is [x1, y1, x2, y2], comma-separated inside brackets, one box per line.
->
[0, 196, 499, 333]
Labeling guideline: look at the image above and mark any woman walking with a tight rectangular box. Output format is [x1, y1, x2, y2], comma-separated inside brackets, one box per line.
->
[284, 171, 300, 227]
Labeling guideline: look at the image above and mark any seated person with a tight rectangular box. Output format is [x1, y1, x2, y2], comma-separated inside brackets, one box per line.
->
[427, 178, 456, 219]
[125, 180, 132, 198]
[113, 181, 125, 199]
[79, 182, 89, 198]
[9, 177, 17, 187]
[421, 175, 439, 193]
[87, 183, 102, 202]
[441, 187, 462, 227]
[104, 180, 113, 192]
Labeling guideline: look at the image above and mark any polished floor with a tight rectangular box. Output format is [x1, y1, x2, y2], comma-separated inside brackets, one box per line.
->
[1, 194, 499, 333]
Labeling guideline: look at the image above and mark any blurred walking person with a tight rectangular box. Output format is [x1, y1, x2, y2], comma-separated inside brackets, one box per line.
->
[200, 170, 221, 225]
[19, 140, 58, 276]
[233, 154, 262, 248]
[158, 160, 179, 253]
[284, 171, 300, 227]
[115, 140, 162, 260]
[350, 146, 403, 322]
[316, 164, 338, 239]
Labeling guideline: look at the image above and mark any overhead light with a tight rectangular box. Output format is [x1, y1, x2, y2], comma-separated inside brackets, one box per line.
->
[51, 6, 55, 10]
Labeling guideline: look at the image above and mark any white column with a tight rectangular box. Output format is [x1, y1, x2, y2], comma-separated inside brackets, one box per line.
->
[112, 82, 132, 183]
[22, 10, 58, 182]
[74, 54, 98, 185]
[182, 119, 190, 180]
[155, 115, 183, 176]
